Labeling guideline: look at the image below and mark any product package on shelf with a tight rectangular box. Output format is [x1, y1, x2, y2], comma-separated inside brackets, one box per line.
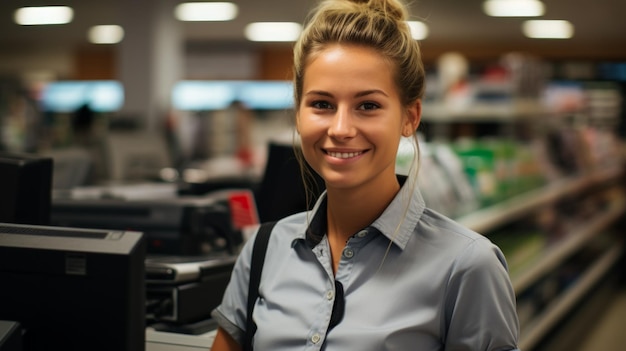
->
[451, 138, 547, 208]
[452, 138, 499, 207]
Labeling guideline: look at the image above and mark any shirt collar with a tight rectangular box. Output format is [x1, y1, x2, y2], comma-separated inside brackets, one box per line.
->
[371, 175, 425, 249]
[294, 174, 426, 250]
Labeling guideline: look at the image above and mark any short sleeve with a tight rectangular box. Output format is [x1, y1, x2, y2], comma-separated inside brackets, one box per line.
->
[210, 230, 257, 344]
[444, 237, 521, 351]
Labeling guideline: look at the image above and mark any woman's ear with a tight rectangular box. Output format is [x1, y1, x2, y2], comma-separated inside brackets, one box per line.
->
[403, 100, 422, 136]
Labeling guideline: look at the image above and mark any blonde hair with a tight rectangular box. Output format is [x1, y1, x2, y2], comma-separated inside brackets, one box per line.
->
[293, 0, 425, 211]
[293, 0, 425, 108]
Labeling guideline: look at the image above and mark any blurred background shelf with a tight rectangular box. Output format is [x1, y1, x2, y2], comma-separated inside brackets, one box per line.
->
[511, 200, 625, 293]
[457, 167, 624, 234]
[519, 243, 623, 351]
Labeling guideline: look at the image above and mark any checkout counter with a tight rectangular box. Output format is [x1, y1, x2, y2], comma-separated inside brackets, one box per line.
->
[50, 182, 254, 255]
[49, 182, 258, 348]
[45, 141, 312, 350]
[146, 328, 217, 351]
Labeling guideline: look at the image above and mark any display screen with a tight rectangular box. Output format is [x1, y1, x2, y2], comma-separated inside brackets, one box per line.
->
[172, 80, 294, 111]
[598, 62, 626, 81]
[41, 80, 124, 113]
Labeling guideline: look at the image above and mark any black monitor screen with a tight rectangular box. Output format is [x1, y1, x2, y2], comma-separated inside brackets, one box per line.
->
[255, 142, 325, 223]
[0, 153, 53, 225]
[0, 223, 146, 351]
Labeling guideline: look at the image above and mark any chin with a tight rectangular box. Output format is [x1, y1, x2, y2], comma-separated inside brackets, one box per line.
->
[321, 173, 362, 190]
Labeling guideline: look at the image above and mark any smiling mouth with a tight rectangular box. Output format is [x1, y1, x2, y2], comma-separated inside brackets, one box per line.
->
[325, 151, 365, 159]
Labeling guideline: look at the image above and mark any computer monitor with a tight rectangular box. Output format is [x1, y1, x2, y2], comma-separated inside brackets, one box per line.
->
[102, 131, 172, 182]
[255, 142, 325, 223]
[0, 153, 53, 225]
[0, 222, 146, 351]
[0, 321, 22, 351]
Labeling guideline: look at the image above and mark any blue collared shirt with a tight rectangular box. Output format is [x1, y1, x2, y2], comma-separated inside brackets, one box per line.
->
[212, 176, 520, 350]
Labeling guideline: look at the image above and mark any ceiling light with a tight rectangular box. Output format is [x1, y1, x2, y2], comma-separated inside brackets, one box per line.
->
[407, 21, 428, 40]
[523, 20, 574, 39]
[14, 6, 74, 25]
[174, 2, 238, 21]
[245, 22, 303, 42]
[483, 0, 545, 17]
[88, 25, 125, 44]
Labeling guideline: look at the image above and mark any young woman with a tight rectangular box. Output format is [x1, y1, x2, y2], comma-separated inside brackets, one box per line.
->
[211, 0, 520, 350]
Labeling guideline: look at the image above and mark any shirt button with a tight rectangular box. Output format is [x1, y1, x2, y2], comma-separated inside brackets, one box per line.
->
[343, 248, 354, 259]
[356, 230, 367, 238]
[311, 333, 321, 344]
[326, 290, 334, 300]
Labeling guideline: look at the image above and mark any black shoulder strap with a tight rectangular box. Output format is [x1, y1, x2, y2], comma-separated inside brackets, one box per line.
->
[243, 221, 277, 351]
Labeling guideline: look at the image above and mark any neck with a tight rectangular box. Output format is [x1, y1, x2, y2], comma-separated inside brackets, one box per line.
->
[325, 176, 400, 243]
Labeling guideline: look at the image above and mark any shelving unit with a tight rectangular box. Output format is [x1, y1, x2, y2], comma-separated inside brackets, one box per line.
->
[422, 99, 546, 123]
[519, 244, 623, 350]
[450, 167, 626, 350]
[510, 199, 624, 293]
[456, 167, 623, 234]
[456, 166, 625, 350]
[422, 89, 626, 349]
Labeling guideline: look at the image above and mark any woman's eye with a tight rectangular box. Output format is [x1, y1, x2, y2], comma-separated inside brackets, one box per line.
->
[359, 102, 380, 110]
[311, 101, 332, 109]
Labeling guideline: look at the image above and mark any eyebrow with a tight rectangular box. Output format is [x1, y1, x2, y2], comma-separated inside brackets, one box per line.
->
[355, 89, 388, 98]
[304, 89, 389, 98]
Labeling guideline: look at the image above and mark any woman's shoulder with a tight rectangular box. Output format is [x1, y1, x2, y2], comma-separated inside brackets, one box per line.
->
[420, 207, 485, 242]
[258, 210, 309, 243]
[419, 207, 508, 269]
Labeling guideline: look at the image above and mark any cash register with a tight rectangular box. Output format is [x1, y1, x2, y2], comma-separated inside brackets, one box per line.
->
[50, 183, 259, 330]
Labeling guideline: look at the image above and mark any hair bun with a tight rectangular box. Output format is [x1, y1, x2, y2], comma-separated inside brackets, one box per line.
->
[348, 0, 408, 21]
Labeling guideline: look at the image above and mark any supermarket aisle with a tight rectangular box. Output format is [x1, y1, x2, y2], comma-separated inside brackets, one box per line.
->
[575, 287, 626, 350]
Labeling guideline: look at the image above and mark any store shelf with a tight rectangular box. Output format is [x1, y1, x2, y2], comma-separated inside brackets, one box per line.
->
[453, 165, 625, 350]
[420, 96, 625, 351]
[456, 167, 624, 234]
[518, 243, 624, 351]
[511, 200, 625, 293]
[421, 99, 546, 123]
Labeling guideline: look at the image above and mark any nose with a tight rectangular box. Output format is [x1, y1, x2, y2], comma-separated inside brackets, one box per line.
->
[328, 106, 356, 140]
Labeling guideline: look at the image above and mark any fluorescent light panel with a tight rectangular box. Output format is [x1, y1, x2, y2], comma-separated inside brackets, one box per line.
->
[407, 21, 428, 40]
[245, 22, 302, 42]
[483, 0, 545, 17]
[175, 2, 238, 21]
[88, 25, 125, 44]
[523, 20, 574, 39]
[14, 6, 74, 25]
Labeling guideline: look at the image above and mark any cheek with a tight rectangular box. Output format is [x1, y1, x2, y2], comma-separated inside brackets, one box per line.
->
[298, 130, 318, 159]
[296, 121, 325, 167]
[299, 138, 320, 174]
[297, 114, 324, 142]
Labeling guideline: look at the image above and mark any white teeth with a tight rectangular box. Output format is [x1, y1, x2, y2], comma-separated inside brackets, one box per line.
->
[328, 151, 363, 159]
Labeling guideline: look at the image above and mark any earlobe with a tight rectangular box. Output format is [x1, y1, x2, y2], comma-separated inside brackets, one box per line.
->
[401, 124, 411, 137]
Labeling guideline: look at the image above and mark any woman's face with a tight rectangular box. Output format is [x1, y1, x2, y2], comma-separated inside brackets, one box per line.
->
[297, 44, 419, 191]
